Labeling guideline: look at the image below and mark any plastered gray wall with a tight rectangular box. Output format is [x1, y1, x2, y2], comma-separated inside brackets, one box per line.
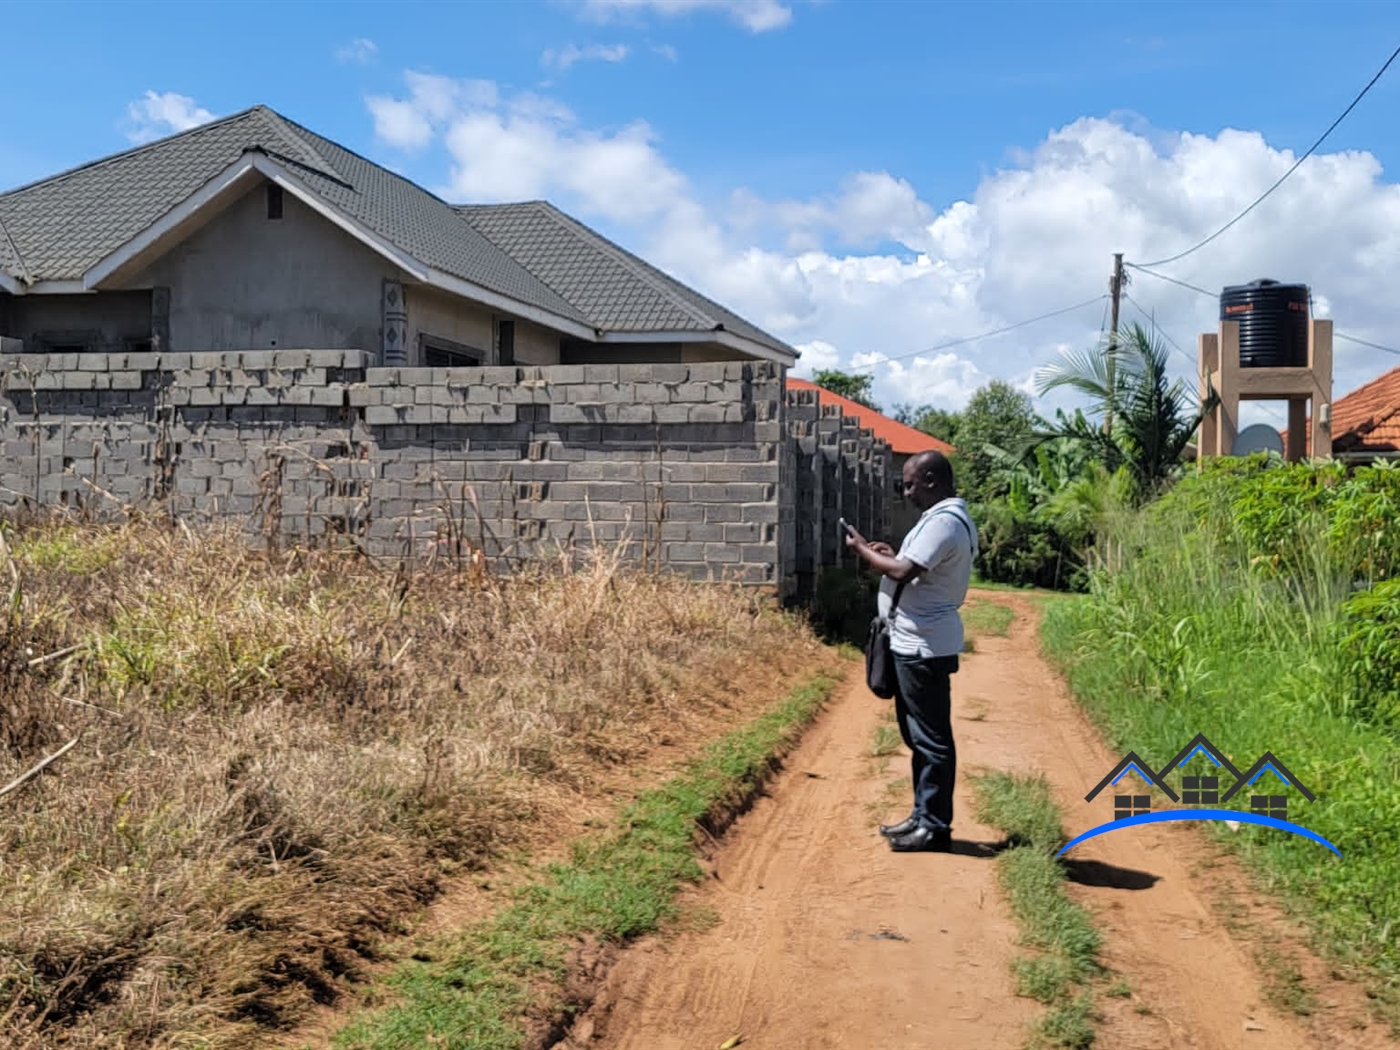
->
[130, 186, 397, 353]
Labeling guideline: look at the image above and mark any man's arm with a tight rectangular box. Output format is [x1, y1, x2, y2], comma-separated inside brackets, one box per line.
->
[845, 527, 926, 582]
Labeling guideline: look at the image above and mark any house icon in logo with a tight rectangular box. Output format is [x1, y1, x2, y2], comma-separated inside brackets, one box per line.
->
[1083, 750, 1179, 821]
[1084, 734, 1317, 823]
[1063, 733, 1339, 859]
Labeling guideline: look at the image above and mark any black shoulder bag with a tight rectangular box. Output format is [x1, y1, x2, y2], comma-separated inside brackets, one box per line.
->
[864, 577, 907, 699]
[863, 509, 975, 699]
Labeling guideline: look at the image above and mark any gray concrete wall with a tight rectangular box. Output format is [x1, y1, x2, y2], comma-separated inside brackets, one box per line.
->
[0, 352, 791, 594]
[2, 290, 153, 353]
[129, 185, 397, 353]
[784, 385, 893, 602]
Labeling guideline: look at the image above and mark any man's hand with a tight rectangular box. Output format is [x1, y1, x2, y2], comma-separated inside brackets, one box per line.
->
[868, 541, 894, 556]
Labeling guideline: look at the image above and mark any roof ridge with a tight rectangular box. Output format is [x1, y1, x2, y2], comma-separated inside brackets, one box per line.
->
[0, 213, 31, 283]
[0, 105, 266, 201]
[257, 107, 346, 185]
[528, 202, 719, 331]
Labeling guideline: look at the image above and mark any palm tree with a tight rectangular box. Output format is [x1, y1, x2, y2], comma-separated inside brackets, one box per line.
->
[1031, 322, 1213, 502]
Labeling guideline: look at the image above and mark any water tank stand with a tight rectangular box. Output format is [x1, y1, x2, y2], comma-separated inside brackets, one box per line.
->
[1197, 318, 1332, 463]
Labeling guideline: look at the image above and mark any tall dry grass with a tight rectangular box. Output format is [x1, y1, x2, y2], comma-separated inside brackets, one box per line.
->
[0, 512, 828, 1048]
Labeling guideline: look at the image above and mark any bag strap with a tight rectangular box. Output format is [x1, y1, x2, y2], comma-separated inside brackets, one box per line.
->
[885, 508, 973, 622]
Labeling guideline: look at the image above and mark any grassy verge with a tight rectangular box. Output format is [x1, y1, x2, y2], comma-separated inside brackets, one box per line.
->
[971, 770, 1109, 1049]
[0, 515, 834, 1049]
[964, 597, 1016, 638]
[330, 672, 842, 1050]
[1037, 510, 1400, 1029]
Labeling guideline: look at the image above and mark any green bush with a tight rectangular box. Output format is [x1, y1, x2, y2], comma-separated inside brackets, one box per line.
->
[1337, 578, 1400, 728]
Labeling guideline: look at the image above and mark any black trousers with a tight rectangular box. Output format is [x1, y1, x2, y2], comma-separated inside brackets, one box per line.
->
[891, 652, 959, 832]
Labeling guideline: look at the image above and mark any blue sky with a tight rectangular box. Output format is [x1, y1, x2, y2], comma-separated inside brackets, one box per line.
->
[4, 0, 1400, 424]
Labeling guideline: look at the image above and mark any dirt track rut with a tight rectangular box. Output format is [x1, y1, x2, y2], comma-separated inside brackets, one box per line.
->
[561, 592, 1393, 1050]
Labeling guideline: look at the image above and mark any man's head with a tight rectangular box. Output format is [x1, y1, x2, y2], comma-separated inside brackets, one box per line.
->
[901, 449, 956, 511]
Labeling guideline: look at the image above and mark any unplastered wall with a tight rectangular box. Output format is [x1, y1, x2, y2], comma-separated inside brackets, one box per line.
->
[0, 353, 789, 592]
[784, 385, 893, 600]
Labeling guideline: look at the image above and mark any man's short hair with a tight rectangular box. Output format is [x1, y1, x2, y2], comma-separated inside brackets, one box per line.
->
[911, 449, 955, 492]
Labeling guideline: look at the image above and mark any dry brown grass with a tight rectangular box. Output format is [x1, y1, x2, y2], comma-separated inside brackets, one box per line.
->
[0, 512, 828, 1049]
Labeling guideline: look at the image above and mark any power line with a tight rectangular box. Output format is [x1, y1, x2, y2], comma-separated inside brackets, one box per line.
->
[1123, 263, 1214, 299]
[850, 294, 1109, 375]
[1136, 42, 1400, 269]
[1126, 266, 1400, 358]
[1336, 331, 1400, 357]
[1125, 292, 1287, 424]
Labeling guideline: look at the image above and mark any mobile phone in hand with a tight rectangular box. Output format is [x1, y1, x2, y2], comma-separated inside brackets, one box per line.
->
[838, 517, 852, 538]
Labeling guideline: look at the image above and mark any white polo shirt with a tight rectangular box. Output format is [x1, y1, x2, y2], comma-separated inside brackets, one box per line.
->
[876, 497, 978, 659]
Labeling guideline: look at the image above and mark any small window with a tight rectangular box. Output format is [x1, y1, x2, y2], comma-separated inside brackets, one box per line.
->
[1252, 795, 1288, 821]
[421, 334, 483, 368]
[1181, 775, 1219, 806]
[1114, 794, 1150, 821]
[496, 319, 515, 366]
[267, 183, 284, 220]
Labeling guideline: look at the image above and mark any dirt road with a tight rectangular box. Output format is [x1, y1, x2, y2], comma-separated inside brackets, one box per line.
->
[560, 592, 1394, 1050]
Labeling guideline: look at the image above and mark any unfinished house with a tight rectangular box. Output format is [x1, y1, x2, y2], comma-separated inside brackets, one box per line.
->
[0, 106, 893, 598]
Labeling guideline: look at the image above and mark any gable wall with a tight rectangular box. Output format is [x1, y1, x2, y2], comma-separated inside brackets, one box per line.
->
[129, 182, 401, 353]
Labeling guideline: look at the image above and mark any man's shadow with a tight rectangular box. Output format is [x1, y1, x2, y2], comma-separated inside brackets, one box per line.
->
[947, 836, 1162, 890]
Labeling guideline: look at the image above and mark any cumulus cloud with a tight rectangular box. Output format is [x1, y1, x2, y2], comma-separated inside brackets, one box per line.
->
[125, 91, 215, 145]
[337, 38, 378, 64]
[365, 73, 1400, 428]
[542, 43, 630, 71]
[580, 0, 793, 33]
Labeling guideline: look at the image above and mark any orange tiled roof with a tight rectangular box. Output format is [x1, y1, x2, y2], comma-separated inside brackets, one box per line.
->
[1280, 363, 1400, 456]
[786, 376, 956, 456]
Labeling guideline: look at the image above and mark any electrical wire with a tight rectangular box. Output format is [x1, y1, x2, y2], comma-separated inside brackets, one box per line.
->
[1336, 331, 1400, 357]
[1126, 266, 1400, 357]
[848, 294, 1108, 375]
[1124, 292, 1286, 423]
[1136, 42, 1400, 269]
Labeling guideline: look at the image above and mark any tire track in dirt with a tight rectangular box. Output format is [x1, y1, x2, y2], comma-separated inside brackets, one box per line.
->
[560, 591, 1395, 1050]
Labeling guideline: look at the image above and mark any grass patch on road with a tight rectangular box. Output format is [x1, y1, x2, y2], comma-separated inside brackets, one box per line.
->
[971, 770, 1110, 1050]
[963, 597, 1016, 638]
[331, 672, 841, 1050]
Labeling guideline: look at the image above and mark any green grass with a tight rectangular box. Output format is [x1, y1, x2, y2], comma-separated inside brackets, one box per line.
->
[963, 598, 1016, 638]
[330, 672, 841, 1050]
[971, 771, 1110, 1049]
[1037, 474, 1400, 1031]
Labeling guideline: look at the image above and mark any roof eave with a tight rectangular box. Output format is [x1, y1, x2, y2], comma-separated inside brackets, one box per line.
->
[599, 328, 797, 367]
[0, 270, 21, 295]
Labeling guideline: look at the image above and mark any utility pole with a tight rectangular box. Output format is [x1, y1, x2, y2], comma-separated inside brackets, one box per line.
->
[1106, 252, 1124, 435]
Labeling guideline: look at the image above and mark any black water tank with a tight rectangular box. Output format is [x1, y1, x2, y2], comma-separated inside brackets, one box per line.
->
[1219, 279, 1310, 368]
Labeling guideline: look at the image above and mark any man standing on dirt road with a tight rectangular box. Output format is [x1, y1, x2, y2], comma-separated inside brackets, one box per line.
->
[843, 449, 978, 853]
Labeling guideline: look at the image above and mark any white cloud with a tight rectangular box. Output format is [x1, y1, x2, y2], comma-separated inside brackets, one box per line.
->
[337, 38, 378, 64]
[124, 91, 215, 145]
[581, 0, 793, 32]
[653, 44, 679, 62]
[542, 43, 630, 71]
[365, 74, 1400, 430]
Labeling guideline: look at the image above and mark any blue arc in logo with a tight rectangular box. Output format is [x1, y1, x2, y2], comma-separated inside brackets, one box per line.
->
[1056, 809, 1343, 858]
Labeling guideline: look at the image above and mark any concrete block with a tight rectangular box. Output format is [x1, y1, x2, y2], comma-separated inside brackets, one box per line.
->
[62, 372, 97, 390]
[111, 371, 143, 391]
[307, 350, 344, 368]
[78, 355, 108, 372]
[310, 386, 345, 407]
[689, 404, 725, 424]
[466, 385, 498, 404]
[365, 406, 400, 426]
[616, 405, 654, 425]
[654, 404, 690, 424]
[702, 542, 742, 564]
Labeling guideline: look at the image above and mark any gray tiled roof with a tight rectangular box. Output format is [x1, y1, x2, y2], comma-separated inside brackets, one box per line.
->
[457, 201, 793, 354]
[0, 105, 793, 357]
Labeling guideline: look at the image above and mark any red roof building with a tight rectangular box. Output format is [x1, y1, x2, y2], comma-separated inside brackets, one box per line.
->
[1283, 364, 1400, 460]
[785, 376, 955, 456]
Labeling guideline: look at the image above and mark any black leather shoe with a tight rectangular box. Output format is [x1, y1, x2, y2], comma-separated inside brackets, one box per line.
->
[879, 814, 918, 838]
[888, 826, 952, 853]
